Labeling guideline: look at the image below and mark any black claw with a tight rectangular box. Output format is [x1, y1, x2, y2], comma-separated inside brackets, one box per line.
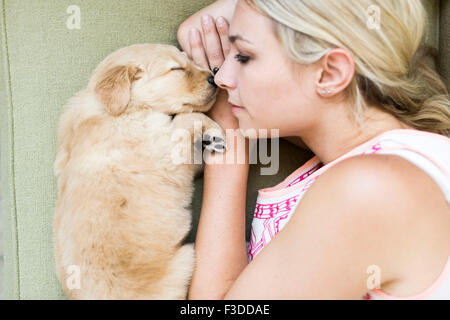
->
[202, 132, 226, 153]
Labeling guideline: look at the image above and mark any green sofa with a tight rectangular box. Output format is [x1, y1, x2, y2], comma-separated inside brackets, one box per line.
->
[0, 0, 446, 299]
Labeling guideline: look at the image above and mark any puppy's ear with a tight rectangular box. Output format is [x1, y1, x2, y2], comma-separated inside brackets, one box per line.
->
[94, 65, 139, 116]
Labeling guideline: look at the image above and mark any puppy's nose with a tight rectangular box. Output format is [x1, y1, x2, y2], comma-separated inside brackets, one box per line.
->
[207, 75, 217, 87]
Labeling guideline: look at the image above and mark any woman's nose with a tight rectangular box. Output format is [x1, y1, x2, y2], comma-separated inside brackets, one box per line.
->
[211, 64, 233, 90]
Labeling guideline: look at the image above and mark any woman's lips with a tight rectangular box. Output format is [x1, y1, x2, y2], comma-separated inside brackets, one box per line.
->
[229, 101, 244, 114]
[230, 103, 244, 114]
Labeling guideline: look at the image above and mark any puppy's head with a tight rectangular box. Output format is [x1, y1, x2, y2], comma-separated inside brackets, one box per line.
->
[88, 44, 219, 116]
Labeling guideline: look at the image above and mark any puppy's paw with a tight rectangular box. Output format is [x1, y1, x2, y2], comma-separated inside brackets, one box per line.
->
[202, 129, 226, 153]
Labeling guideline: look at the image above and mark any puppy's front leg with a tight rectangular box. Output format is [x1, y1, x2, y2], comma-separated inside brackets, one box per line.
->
[171, 112, 226, 153]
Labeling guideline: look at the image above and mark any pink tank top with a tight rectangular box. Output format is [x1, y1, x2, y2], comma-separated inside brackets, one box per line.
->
[248, 129, 450, 300]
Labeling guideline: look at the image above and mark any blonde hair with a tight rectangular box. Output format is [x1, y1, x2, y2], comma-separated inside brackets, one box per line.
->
[244, 0, 450, 137]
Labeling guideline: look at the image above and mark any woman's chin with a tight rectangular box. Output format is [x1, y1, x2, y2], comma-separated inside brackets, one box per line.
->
[237, 124, 260, 139]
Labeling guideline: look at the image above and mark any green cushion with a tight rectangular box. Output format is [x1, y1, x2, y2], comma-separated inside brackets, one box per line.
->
[0, 0, 441, 300]
[0, 0, 217, 300]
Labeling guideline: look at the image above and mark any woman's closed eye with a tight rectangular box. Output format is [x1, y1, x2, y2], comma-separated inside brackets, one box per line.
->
[234, 53, 250, 64]
[170, 67, 185, 72]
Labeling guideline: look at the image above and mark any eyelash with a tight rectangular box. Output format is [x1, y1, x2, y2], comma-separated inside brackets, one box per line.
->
[234, 53, 250, 64]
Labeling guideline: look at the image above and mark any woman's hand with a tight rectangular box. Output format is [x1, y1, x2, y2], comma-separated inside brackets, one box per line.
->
[189, 15, 231, 71]
[188, 15, 240, 132]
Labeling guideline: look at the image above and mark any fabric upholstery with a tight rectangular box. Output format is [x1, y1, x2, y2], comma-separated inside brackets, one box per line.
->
[0, 0, 217, 300]
[440, 0, 450, 89]
[0, 0, 443, 299]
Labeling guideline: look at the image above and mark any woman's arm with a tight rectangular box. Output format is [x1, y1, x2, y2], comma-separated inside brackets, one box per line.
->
[188, 134, 251, 300]
[177, 0, 250, 299]
[177, 0, 237, 57]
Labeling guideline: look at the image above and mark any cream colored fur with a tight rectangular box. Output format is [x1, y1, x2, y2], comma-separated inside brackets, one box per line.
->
[53, 43, 224, 299]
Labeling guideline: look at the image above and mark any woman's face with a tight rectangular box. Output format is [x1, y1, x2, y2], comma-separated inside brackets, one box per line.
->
[214, 0, 321, 138]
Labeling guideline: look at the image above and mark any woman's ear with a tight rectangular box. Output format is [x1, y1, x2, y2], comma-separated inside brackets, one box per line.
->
[94, 65, 139, 116]
[316, 49, 355, 96]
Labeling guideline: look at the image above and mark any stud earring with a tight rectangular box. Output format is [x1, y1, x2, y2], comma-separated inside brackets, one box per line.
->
[318, 88, 333, 96]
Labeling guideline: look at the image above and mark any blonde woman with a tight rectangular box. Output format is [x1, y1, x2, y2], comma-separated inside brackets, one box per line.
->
[178, 0, 450, 299]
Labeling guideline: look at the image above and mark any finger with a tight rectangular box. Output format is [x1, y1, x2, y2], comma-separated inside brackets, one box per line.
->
[201, 15, 225, 70]
[189, 28, 209, 70]
[215, 16, 231, 58]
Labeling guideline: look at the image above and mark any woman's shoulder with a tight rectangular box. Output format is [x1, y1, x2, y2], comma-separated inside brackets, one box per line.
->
[302, 153, 450, 288]
[311, 153, 448, 219]
[235, 152, 449, 299]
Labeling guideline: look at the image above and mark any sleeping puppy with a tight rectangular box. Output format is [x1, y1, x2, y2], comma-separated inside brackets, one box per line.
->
[53, 43, 225, 299]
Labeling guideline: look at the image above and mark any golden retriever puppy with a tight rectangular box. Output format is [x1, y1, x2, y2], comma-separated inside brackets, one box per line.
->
[53, 43, 225, 299]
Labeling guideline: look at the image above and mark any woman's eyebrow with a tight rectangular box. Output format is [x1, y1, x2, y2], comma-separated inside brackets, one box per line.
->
[228, 34, 253, 44]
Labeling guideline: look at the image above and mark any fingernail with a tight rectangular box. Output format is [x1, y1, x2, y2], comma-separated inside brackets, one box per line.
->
[202, 15, 211, 25]
[217, 16, 226, 27]
[189, 28, 198, 40]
